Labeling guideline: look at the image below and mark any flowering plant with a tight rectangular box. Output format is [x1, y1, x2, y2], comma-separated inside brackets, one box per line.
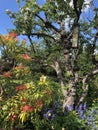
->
[0, 77, 54, 129]
[0, 33, 57, 129]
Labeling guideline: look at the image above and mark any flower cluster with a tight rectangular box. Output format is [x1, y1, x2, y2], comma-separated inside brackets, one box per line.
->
[86, 108, 98, 129]
[76, 103, 98, 129]
[76, 102, 87, 120]
[60, 102, 98, 129]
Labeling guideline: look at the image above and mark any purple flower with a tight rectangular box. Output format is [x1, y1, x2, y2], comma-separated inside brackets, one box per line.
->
[83, 102, 87, 111]
[78, 110, 84, 119]
[43, 113, 48, 118]
[75, 103, 87, 119]
[43, 109, 55, 120]
[66, 105, 74, 111]
[48, 109, 54, 114]
[87, 121, 91, 126]
[87, 115, 92, 126]
[78, 104, 83, 110]
[92, 123, 97, 129]
[88, 115, 92, 122]
[81, 114, 86, 120]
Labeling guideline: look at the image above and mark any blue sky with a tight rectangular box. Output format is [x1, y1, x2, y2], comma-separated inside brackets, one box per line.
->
[0, 0, 45, 35]
[0, 0, 19, 34]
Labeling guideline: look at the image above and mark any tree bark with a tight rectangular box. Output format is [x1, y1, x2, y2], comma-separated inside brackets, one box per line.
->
[78, 69, 98, 106]
[51, 61, 66, 97]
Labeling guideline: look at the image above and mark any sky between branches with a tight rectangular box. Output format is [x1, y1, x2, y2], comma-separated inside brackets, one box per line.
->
[0, 0, 98, 35]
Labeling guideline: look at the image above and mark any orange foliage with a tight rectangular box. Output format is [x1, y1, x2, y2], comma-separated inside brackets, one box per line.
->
[36, 100, 43, 108]
[15, 85, 28, 91]
[21, 97, 26, 103]
[14, 64, 25, 70]
[2, 71, 13, 78]
[20, 54, 32, 60]
[8, 32, 17, 38]
[22, 105, 33, 112]
[45, 89, 52, 95]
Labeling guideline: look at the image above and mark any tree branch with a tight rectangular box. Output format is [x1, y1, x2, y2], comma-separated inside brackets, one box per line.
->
[35, 14, 61, 33]
[30, 32, 55, 40]
[23, 32, 55, 40]
[73, 0, 83, 21]
[50, 61, 67, 97]
[0, 84, 3, 96]
[27, 35, 36, 53]
[78, 69, 98, 105]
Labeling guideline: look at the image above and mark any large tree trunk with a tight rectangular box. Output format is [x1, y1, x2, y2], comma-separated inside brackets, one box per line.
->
[51, 59, 77, 112]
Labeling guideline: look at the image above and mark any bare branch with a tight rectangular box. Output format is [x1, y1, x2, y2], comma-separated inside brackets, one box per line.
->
[27, 35, 36, 53]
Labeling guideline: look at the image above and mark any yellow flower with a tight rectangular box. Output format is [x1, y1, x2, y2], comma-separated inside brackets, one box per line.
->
[38, 75, 48, 85]
[40, 75, 46, 82]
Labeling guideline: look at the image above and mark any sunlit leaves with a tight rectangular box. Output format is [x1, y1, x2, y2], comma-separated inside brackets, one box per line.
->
[19, 112, 27, 123]
[0, 32, 18, 46]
